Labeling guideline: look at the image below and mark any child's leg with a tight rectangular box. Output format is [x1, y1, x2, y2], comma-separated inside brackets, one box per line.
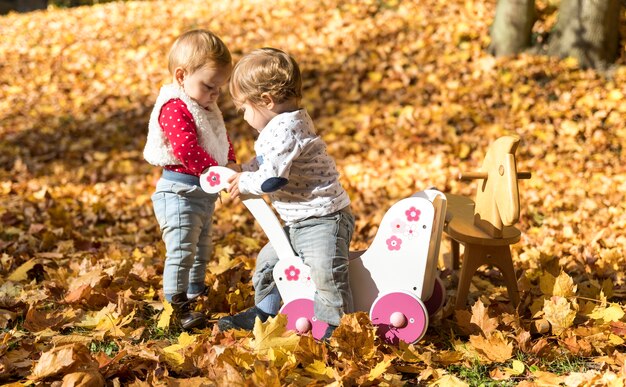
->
[253, 243, 282, 315]
[253, 242, 282, 313]
[152, 180, 206, 301]
[290, 207, 355, 327]
[188, 196, 217, 299]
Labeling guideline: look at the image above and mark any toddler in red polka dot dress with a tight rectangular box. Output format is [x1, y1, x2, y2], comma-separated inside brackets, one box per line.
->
[143, 29, 239, 330]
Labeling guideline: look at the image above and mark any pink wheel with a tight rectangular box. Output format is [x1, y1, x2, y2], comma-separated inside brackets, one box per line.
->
[424, 276, 446, 317]
[280, 298, 328, 340]
[370, 291, 429, 345]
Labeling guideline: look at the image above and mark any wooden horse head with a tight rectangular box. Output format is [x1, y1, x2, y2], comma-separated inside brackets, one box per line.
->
[460, 135, 531, 238]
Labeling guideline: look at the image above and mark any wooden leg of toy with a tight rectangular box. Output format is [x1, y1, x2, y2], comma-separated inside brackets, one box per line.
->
[451, 238, 460, 270]
[489, 247, 520, 308]
[455, 244, 519, 310]
[454, 243, 485, 310]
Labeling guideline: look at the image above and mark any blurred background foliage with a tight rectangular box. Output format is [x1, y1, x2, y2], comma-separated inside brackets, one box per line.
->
[0, 0, 136, 15]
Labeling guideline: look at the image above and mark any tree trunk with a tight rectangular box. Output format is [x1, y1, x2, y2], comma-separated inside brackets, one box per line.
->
[0, 0, 48, 14]
[488, 0, 537, 56]
[547, 0, 621, 70]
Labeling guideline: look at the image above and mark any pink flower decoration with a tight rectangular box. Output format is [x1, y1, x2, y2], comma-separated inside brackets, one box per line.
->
[285, 265, 300, 281]
[391, 218, 406, 233]
[405, 207, 421, 222]
[386, 235, 402, 251]
[207, 171, 220, 187]
[405, 224, 418, 239]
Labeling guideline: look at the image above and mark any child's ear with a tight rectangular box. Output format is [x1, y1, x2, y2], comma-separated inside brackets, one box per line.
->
[174, 67, 186, 86]
[260, 93, 275, 109]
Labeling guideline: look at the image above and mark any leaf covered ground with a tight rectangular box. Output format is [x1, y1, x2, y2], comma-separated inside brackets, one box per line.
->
[1, 0, 626, 385]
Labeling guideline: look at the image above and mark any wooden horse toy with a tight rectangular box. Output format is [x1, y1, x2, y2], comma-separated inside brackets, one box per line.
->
[201, 167, 448, 344]
[444, 135, 531, 309]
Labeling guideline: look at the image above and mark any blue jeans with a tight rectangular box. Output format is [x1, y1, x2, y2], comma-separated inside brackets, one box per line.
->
[151, 171, 218, 301]
[253, 207, 355, 326]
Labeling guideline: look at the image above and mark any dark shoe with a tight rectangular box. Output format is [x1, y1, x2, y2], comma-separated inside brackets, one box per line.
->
[217, 306, 274, 332]
[171, 293, 205, 330]
[320, 324, 337, 342]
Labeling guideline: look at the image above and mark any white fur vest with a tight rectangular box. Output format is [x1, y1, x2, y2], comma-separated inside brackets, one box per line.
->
[143, 83, 229, 167]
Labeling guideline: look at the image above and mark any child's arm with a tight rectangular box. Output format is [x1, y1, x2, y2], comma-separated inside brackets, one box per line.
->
[227, 173, 242, 199]
[237, 132, 301, 196]
[159, 99, 221, 173]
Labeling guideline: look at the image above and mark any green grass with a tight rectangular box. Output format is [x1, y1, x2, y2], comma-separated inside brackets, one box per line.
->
[89, 340, 119, 357]
[539, 355, 594, 375]
[446, 362, 518, 387]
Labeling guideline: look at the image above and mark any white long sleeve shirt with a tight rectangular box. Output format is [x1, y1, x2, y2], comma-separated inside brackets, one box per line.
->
[238, 109, 351, 225]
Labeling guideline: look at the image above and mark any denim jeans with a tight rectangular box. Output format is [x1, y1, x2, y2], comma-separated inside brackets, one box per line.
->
[252, 206, 355, 326]
[151, 171, 217, 301]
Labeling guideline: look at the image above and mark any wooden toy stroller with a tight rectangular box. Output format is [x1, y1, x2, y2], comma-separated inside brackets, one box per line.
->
[201, 167, 447, 344]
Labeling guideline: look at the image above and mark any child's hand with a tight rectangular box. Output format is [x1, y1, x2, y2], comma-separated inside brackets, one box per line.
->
[227, 173, 242, 199]
[226, 162, 242, 172]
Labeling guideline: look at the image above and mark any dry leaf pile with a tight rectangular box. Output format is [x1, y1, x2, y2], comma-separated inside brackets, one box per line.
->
[1, 0, 626, 385]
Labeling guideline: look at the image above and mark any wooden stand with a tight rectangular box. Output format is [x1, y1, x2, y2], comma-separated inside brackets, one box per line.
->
[444, 136, 531, 309]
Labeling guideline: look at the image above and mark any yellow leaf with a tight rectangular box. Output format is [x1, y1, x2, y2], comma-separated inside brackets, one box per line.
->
[540, 271, 576, 297]
[588, 303, 625, 323]
[553, 271, 577, 297]
[469, 331, 513, 363]
[333, 312, 378, 360]
[143, 286, 156, 301]
[608, 333, 625, 346]
[304, 359, 334, 378]
[368, 71, 383, 82]
[493, 359, 525, 380]
[162, 332, 197, 366]
[432, 374, 470, 386]
[543, 296, 576, 336]
[470, 300, 498, 336]
[368, 356, 392, 381]
[157, 300, 174, 329]
[30, 344, 96, 381]
[250, 314, 300, 355]
[608, 89, 623, 101]
[8, 259, 37, 282]
[532, 370, 565, 386]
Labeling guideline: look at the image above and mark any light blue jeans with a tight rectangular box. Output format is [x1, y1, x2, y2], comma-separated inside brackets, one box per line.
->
[151, 170, 217, 302]
[253, 206, 355, 326]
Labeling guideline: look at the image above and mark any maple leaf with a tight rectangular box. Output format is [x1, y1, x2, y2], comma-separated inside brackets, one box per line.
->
[586, 292, 625, 324]
[7, 259, 37, 282]
[304, 359, 334, 380]
[367, 355, 393, 382]
[539, 270, 577, 298]
[469, 299, 498, 336]
[249, 314, 300, 356]
[162, 332, 198, 367]
[332, 312, 378, 362]
[531, 370, 565, 386]
[29, 343, 98, 381]
[469, 331, 513, 363]
[543, 296, 576, 336]
[490, 359, 525, 380]
[157, 300, 174, 330]
[431, 374, 470, 386]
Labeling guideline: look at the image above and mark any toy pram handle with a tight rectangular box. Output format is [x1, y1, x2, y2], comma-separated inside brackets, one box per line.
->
[200, 166, 297, 262]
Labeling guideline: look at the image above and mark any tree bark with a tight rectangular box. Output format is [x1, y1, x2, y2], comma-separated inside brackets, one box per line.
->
[547, 0, 621, 70]
[488, 0, 537, 56]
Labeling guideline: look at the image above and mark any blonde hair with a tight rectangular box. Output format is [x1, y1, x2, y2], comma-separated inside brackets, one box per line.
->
[167, 29, 232, 75]
[229, 47, 302, 107]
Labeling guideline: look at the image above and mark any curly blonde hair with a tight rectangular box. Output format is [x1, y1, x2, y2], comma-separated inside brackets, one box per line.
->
[229, 47, 302, 108]
[167, 29, 232, 75]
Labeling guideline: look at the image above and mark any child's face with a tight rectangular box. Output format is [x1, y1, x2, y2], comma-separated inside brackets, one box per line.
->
[179, 65, 231, 110]
[240, 102, 273, 132]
